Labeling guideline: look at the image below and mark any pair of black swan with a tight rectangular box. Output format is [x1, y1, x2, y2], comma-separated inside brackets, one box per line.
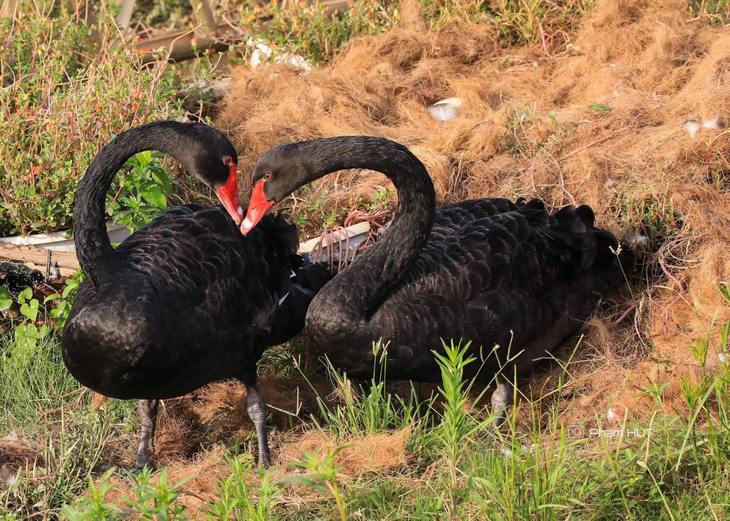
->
[242, 136, 631, 419]
[65, 124, 628, 469]
[62, 121, 332, 467]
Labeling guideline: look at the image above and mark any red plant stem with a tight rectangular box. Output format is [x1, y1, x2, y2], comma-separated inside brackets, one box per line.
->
[614, 304, 637, 325]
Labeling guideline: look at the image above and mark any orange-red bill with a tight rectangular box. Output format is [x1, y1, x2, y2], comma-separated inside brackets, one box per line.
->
[215, 163, 244, 225]
[241, 179, 274, 235]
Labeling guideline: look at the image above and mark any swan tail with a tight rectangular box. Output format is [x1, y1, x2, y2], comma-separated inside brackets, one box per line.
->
[563, 203, 634, 294]
[524, 200, 633, 293]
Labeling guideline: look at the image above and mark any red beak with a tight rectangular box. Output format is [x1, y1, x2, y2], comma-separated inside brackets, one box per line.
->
[241, 179, 274, 235]
[215, 163, 243, 225]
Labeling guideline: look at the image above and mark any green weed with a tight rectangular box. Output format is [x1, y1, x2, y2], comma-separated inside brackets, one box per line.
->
[11, 317, 728, 519]
[278, 445, 350, 521]
[106, 151, 175, 233]
[204, 454, 280, 521]
[296, 343, 434, 441]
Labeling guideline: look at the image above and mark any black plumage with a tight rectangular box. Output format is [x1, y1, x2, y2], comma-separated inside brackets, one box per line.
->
[242, 136, 631, 419]
[62, 121, 332, 467]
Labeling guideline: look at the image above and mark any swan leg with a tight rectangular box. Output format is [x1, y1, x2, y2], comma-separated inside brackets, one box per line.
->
[491, 379, 513, 427]
[245, 384, 271, 467]
[135, 399, 159, 469]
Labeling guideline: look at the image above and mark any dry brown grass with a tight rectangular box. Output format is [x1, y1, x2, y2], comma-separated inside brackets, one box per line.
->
[97, 385, 413, 519]
[0, 438, 42, 474]
[215, 0, 730, 428]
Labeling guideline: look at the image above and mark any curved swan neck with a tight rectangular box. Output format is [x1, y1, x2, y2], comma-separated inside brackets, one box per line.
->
[297, 137, 436, 316]
[73, 122, 199, 287]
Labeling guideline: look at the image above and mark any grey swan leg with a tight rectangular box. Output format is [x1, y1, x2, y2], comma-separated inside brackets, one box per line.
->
[491, 379, 513, 427]
[245, 384, 271, 467]
[135, 399, 159, 469]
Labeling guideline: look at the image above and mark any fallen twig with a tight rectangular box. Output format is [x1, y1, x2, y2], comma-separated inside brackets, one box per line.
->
[39, 388, 88, 418]
[656, 257, 686, 335]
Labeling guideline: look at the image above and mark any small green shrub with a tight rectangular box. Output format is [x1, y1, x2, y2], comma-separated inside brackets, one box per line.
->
[61, 467, 192, 520]
[106, 151, 175, 233]
[688, 0, 730, 24]
[204, 454, 281, 521]
[489, 0, 593, 48]
[0, 13, 184, 236]
[43, 273, 83, 329]
[278, 445, 350, 521]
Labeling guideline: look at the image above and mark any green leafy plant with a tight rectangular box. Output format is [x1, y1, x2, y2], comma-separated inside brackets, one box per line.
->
[11, 288, 49, 351]
[17, 288, 39, 323]
[432, 340, 492, 518]
[62, 466, 192, 520]
[204, 454, 280, 521]
[0, 287, 13, 312]
[61, 469, 122, 521]
[106, 151, 174, 232]
[43, 273, 83, 328]
[121, 467, 191, 519]
[278, 445, 351, 521]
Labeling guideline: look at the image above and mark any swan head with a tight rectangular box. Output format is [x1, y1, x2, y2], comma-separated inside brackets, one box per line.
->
[178, 123, 243, 225]
[241, 141, 311, 234]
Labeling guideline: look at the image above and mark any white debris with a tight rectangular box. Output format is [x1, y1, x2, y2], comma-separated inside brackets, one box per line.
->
[719, 352, 727, 364]
[626, 228, 650, 251]
[500, 448, 513, 459]
[522, 443, 536, 454]
[428, 98, 463, 122]
[180, 77, 232, 99]
[0, 465, 17, 488]
[684, 116, 725, 138]
[607, 407, 618, 421]
[683, 119, 701, 139]
[248, 38, 311, 74]
[702, 115, 725, 130]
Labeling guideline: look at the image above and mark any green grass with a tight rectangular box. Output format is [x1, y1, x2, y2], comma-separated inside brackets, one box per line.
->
[2, 311, 728, 519]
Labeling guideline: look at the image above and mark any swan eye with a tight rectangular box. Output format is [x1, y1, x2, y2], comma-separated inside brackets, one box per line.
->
[264, 173, 272, 180]
[223, 156, 233, 166]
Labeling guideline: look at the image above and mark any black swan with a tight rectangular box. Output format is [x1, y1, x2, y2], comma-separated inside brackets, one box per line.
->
[241, 136, 631, 419]
[62, 121, 332, 467]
